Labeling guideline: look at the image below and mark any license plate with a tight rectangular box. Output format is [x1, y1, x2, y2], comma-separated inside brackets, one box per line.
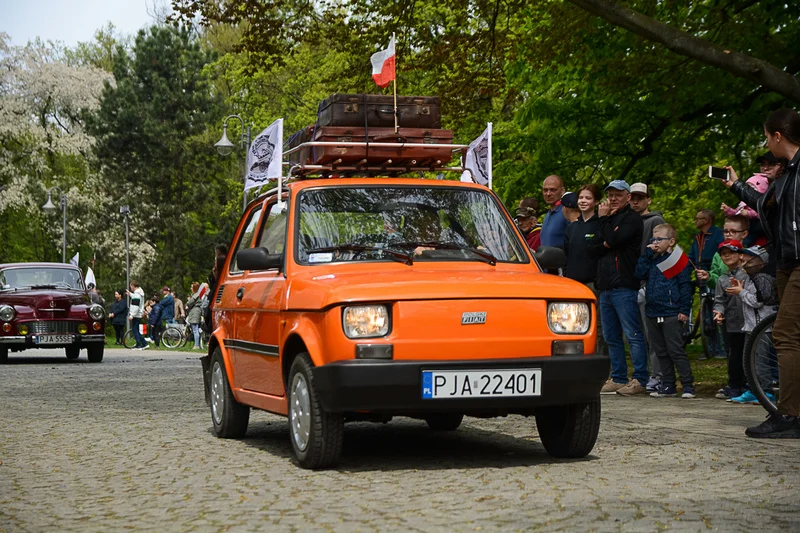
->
[35, 334, 73, 345]
[422, 369, 542, 399]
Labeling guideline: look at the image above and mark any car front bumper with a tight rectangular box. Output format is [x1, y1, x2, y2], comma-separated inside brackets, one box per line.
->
[0, 334, 106, 348]
[312, 355, 609, 414]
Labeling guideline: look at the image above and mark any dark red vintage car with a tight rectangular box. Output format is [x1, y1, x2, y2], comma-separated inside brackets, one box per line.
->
[0, 263, 106, 363]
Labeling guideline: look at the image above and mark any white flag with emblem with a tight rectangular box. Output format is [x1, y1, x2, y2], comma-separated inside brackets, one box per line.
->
[85, 267, 96, 288]
[69, 252, 79, 266]
[245, 118, 283, 191]
[460, 123, 492, 188]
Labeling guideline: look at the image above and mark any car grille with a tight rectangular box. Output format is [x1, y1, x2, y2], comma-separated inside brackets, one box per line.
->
[29, 321, 79, 334]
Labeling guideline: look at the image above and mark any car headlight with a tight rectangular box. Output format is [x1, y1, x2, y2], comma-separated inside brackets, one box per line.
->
[547, 302, 590, 334]
[343, 305, 390, 339]
[88, 304, 105, 320]
[0, 305, 15, 322]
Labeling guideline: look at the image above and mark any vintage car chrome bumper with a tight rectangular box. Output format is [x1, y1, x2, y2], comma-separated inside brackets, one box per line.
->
[0, 334, 106, 344]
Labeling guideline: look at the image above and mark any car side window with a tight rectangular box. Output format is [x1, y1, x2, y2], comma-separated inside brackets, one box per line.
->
[257, 203, 287, 256]
[229, 205, 263, 274]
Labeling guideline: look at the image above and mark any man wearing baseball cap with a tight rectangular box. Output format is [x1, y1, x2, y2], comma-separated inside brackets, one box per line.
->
[515, 199, 541, 250]
[160, 286, 175, 324]
[591, 180, 649, 396]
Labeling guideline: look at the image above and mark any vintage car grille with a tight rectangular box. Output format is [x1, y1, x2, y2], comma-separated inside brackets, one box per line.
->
[215, 285, 225, 304]
[29, 320, 79, 334]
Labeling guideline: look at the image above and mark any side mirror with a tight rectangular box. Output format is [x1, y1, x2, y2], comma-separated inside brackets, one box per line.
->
[237, 247, 282, 271]
[534, 246, 567, 271]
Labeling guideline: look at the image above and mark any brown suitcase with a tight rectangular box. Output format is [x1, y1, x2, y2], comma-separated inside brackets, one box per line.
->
[311, 127, 454, 167]
[317, 94, 441, 129]
[285, 124, 316, 165]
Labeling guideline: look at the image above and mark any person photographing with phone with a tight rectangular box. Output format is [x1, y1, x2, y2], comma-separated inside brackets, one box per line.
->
[721, 107, 800, 438]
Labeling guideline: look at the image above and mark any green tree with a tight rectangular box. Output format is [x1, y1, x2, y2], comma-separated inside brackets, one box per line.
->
[88, 26, 240, 293]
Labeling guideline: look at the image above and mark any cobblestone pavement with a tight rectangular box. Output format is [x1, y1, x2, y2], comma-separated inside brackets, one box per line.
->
[1, 348, 799, 533]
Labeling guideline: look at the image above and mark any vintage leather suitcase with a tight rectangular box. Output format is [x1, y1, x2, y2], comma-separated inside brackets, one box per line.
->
[311, 127, 454, 166]
[285, 124, 316, 165]
[317, 94, 441, 129]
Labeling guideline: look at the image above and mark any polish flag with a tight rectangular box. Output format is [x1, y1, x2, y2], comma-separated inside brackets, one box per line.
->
[657, 245, 690, 279]
[370, 36, 396, 88]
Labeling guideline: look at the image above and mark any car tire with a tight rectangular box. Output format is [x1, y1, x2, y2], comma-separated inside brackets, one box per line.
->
[0, 347, 7, 364]
[86, 344, 104, 363]
[209, 348, 249, 438]
[424, 413, 463, 431]
[288, 353, 344, 469]
[65, 346, 80, 360]
[535, 399, 600, 459]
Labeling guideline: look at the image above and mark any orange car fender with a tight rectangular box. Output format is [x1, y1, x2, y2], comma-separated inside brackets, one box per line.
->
[283, 315, 325, 368]
[209, 330, 238, 385]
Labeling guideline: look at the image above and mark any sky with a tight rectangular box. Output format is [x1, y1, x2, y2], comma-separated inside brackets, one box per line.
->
[1, 0, 161, 47]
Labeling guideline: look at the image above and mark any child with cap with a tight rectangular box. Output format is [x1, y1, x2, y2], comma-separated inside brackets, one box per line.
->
[633, 223, 695, 398]
[713, 240, 751, 401]
[724, 245, 779, 403]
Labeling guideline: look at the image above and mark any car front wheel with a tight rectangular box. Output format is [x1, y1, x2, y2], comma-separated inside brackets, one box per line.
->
[65, 346, 80, 360]
[535, 399, 601, 458]
[288, 353, 343, 469]
[87, 344, 104, 363]
[209, 348, 249, 438]
[0, 347, 7, 363]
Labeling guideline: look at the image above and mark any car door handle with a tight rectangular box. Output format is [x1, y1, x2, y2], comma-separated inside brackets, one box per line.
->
[236, 287, 244, 300]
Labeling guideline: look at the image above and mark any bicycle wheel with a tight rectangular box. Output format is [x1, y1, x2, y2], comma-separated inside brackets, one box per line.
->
[180, 325, 192, 348]
[743, 313, 779, 415]
[699, 296, 714, 360]
[161, 326, 184, 349]
[123, 329, 138, 349]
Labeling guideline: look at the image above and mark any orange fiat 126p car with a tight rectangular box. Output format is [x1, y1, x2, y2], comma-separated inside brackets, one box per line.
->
[202, 176, 608, 468]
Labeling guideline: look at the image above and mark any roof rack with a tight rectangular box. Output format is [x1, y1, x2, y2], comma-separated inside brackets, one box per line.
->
[282, 140, 470, 178]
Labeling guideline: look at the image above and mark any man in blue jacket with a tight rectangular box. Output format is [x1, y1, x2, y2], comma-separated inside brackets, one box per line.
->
[540, 175, 569, 249]
[160, 286, 175, 324]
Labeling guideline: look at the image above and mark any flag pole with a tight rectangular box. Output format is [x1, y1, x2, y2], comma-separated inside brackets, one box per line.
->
[392, 32, 398, 134]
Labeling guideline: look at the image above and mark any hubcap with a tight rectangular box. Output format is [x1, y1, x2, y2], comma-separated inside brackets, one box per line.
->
[290, 373, 311, 452]
[211, 361, 225, 425]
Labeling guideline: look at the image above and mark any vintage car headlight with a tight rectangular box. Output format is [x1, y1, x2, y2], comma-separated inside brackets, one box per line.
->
[0, 305, 15, 322]
[88, 304, 105, 320]
[547, 302, 590, 334]
[343, 305, 390, 339]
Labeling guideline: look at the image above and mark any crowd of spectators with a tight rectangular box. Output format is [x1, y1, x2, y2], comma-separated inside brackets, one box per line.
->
[515, 107, 800, 439]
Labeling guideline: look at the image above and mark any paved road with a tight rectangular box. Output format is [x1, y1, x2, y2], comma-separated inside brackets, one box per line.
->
[1, 348, 798, 532]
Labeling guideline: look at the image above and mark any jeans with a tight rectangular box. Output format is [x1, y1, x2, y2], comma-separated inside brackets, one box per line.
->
[131, 317, 145, 347]
[600, 288, 649, 384]
[775, 265, 800, 416]
[192, 323, 201, 347]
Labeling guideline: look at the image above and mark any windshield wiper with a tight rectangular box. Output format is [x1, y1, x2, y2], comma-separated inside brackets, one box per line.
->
[30, 284, 58, 289]
[307, 244, 414, 265]
[394, 241, 497, 266]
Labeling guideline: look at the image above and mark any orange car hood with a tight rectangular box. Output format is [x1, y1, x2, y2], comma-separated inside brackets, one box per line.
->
[286, 266, 595, 310]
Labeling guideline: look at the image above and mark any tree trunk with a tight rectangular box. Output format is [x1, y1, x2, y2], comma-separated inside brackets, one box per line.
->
[568, 0, 800, 105]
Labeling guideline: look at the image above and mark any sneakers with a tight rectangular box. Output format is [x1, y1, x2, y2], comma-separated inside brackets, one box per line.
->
[730, 390, 759, 404]
[145, 337, 154, 343]
[650, 384, 677, 398]
[617, 379, 646, 396]
[745, 414, 800, 439]
[715, 387, 742, 400]
[141, 344, 149, 350]
[645, 377, 661, 393]
[601, 379, 626, 395]
[681, 386, 696, 399]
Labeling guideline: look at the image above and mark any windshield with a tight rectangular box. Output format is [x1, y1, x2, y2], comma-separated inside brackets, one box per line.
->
[296, 186, 528, 265]
[0, 267, 85, 291]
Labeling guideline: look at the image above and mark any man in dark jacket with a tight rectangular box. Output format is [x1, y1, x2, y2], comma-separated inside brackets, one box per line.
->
[589, 180, 648, 396]
[160, 286, 175, 324]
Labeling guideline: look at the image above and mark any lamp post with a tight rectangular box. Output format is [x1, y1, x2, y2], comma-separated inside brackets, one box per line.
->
[215, 114, 251, 212]
[42, 187, 67, 263]
[120, 205, 131, 333]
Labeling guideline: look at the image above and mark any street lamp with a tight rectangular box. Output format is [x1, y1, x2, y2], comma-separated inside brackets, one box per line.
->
[120, 205, 131, 334]
[42, 186, 67, 263]
[214, 114, 251, 211]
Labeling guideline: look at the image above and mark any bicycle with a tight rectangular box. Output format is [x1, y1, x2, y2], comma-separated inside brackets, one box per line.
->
[743, 312, 779, 414]
[160, 322, 187, 349]
[683, 285, 715, 359]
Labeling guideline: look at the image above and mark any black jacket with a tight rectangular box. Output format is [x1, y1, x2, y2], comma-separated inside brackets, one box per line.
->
[733, 150, 800, 270]
[564, 214, 600, 283]
[588, 203, 643, 291]
[109, 299, 128, 326]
